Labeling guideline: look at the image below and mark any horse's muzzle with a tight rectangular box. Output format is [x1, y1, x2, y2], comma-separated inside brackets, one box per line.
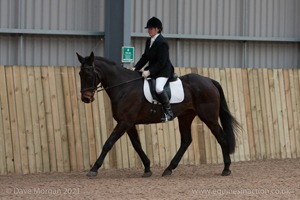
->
[81, 91, 95, 103]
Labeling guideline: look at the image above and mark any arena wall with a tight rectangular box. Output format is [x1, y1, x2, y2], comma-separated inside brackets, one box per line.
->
[0, 66, 299, 174]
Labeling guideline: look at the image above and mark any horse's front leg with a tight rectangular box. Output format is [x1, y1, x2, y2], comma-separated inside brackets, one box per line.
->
[127, 126, 152, 177]
[87, 122, 129, 177]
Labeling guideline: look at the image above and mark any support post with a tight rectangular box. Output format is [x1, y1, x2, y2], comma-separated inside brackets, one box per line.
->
[104, 0, 131, 67]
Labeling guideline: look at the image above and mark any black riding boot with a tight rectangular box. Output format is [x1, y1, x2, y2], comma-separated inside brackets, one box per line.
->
[157, 91, 174, 122]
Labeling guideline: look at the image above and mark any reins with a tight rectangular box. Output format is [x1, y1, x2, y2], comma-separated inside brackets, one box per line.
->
[96, 77, 143, 92]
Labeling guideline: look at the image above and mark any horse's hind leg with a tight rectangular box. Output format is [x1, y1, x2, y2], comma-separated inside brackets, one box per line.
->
[204, 120, 232, 176]
[162, 113, 195, 176]
[127, 126, 152, 177]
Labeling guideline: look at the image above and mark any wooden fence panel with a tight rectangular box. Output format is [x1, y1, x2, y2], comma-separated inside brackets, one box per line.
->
[34, 66, 50, 173]
[268, 69, 281, 159]
[48, 67, 64, 172]
[21, 66, 36, 174]
[292, 69, 300, 157]
[27, 66, 42, 173]
[262, 69, 275, 159]
[242, 69, 255, 160]
[74, 69, 90, 170]
[6, 67, 22, 174]
[0, 66, 8, 174]
[41, 67, 56, 171]
[0, 90, 5, 174]
[0, 66, 299, 175]
[236, 68, 250, 161]
[67, 67, 84, 171]
[61, 67, 77, 171]
[284, 69, 296, 158]
[13, 66, 29, 174]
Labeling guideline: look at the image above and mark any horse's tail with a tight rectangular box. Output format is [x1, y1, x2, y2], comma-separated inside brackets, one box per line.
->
[211, 79, 240, 154]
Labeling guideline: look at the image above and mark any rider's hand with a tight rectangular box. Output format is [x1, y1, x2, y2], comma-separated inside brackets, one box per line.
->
[142, 70, 150, 78]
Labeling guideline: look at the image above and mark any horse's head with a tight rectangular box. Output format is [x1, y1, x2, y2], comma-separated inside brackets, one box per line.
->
[76, 52, 99, 103]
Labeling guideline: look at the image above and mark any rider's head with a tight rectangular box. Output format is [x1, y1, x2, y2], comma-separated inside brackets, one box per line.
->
[145, 17, 163, 33]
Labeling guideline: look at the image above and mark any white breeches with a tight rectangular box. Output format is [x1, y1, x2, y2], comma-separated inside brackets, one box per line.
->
[155, 77, 168, 94]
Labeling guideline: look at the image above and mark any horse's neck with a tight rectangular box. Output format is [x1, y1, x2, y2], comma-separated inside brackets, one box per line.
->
[95, 59, 136, 88]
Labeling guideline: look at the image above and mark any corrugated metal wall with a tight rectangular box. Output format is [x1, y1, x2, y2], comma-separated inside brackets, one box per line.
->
[132, 0, 300, 68]
[132, 0, 244, 36]
[0, 0, 104, 66]
[0, 0, 299, 67]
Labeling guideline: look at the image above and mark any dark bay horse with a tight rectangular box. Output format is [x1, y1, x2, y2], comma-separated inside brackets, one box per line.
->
[76, 52, 240, 177]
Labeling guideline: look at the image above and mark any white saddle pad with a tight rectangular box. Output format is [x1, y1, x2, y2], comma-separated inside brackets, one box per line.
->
[143, 78, 184, 104]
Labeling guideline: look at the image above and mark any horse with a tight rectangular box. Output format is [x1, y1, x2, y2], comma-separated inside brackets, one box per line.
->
[76, 52, 240, 177]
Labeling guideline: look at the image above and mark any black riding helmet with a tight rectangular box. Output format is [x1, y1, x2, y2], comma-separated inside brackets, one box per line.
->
[145, 17, 163, 32]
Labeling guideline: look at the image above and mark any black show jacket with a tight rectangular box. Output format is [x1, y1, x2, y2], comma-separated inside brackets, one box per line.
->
[134, 34, 174, 78]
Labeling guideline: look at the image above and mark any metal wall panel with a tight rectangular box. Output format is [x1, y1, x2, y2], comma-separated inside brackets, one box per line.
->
[131, 0, 300, 68]
[0, 0, 104, 66]
[246, 0, 299, 38]
[0, 0, 18, 28]
[0, 35, 18, 64]
[176, 0, 243, 36]
[0, 34, 103, 66]
[247, 42, 299, 68]
[132, 0, 299, 37]
[132, 0, 177, 34]
[132, 0, 243, 36]
[0, 0, 104, 31]
[23, 36, 104, 67]
[0, 0, 299, 67]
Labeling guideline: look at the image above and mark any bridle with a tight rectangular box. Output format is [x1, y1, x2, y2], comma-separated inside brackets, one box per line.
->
[80, 62, 100, 94]
[80, 62, 143, 94]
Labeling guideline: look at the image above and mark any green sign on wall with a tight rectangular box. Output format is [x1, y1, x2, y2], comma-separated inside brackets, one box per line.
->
[122, 46, 134, 63]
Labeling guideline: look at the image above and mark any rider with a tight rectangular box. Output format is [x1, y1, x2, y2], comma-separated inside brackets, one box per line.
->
[134, 17, 174, 122]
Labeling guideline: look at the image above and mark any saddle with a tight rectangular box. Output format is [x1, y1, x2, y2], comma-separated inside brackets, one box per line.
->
[147, 74, 178, 102]
[143, 74, 184, 104]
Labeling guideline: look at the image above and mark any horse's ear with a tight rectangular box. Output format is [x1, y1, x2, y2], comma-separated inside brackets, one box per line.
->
[76, 52, 84, 64]
[87, 51, 95, 65]
[90, 51, 94, 59]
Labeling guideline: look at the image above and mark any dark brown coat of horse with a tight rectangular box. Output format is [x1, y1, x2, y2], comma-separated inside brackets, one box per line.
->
[77, 52, 240, 177]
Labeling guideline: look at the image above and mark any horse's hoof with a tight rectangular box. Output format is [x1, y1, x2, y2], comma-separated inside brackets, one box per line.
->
[162, 169, 172, 176]
[221, 170, 231, 176]
[142, 171, 152, 178]
[86, 171, 98, 177]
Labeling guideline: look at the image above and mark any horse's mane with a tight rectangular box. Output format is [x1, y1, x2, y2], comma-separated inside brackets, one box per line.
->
[94, 56, 136, 74]
[95, 56, 117, 65]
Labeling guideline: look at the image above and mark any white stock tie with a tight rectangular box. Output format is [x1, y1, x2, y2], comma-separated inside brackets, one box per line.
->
[150, 38, 155, 48]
